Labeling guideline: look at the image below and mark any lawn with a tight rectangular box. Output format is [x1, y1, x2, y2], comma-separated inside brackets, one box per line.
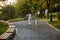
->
[48, 20, 60, 30]
[0, 22, 9, 35]
[9, 18, 24, 22]
[13, 18, 24, 20]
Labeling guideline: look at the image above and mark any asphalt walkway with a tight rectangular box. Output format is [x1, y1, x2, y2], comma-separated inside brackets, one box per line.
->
[13, 20, 60, 40]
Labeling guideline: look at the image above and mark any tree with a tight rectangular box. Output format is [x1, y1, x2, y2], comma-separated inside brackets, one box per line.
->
[15, 0, 60, 19]
[0, 5, 15, 20]
[44, 0, 60, 22]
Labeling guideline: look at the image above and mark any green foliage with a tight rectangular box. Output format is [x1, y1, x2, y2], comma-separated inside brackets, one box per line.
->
[15, 0, 42, 17]
[0, 5, 15, 20]
[55, 5, 60, 12]
[13, 0, 60, 18]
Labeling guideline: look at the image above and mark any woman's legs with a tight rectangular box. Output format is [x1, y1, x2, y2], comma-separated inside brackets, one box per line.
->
[35, 19, 38, 25]
[28, 19, 31, 24]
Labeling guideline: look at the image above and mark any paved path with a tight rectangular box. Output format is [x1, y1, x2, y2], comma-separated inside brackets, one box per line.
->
[13, 20, 60, 40]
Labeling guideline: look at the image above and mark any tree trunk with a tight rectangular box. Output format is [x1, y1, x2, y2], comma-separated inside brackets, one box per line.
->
[50, 12, 53, 22]
[47, 2, 49, 18]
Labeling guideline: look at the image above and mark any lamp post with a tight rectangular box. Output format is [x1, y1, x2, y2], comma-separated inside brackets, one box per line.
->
[9, 2, 11, 19]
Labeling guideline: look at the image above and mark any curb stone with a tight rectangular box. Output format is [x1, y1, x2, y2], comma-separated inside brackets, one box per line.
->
[0, 21, 16, 40]
[46, 22, 60, 32]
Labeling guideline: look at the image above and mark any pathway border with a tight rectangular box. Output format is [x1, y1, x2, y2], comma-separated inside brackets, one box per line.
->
[46, 22, 60, 32]
[0, 20, 16, 40]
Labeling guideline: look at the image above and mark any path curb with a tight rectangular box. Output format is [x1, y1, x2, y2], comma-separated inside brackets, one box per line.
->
[0, 20, 16, 40]
[46, 22, 60, 32]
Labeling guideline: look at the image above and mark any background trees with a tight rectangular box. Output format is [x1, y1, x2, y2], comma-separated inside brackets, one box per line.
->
[14, 0, 60, 21]
[0, 0, 60, 21]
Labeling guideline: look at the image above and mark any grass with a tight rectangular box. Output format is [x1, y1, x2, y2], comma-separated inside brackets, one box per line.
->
[9, 18, 24, 22]
[48, 20, 60, 30]
[40, 18, 49, 20]
[13, 18, 24, 20]
[0, 22, 9, 35]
